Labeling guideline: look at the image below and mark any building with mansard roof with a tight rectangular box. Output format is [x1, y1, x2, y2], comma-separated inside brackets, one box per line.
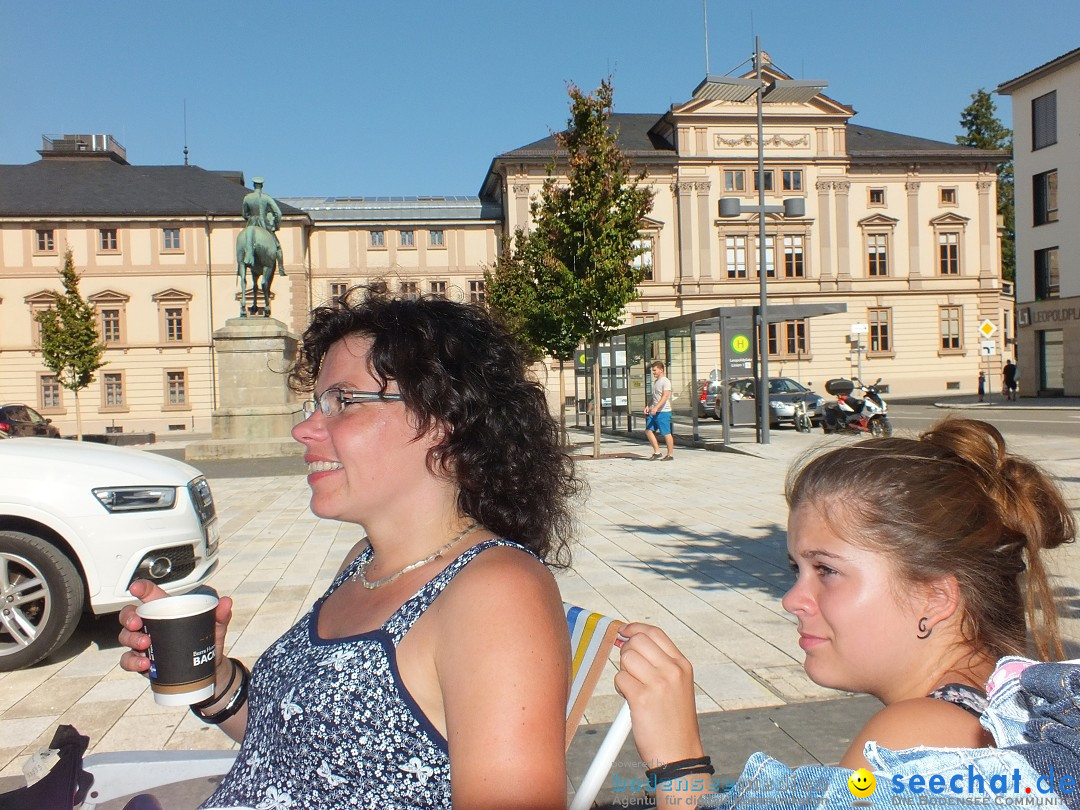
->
[0, 59, 1012, 437]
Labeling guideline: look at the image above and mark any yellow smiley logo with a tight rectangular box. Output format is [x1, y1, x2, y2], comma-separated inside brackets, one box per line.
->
[847, 768, 876, 798]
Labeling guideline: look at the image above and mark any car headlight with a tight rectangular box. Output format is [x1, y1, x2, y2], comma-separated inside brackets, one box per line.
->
[814, 397, 824, 407]
[769, 400, 784, 409]
[93, 486, 177, 513]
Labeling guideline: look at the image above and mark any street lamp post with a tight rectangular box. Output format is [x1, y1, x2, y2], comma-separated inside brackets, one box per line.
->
[709, 39, 825, 444]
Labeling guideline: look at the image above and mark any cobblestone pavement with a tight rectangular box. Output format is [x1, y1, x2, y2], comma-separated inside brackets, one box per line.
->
[0, 425, 1077, 784]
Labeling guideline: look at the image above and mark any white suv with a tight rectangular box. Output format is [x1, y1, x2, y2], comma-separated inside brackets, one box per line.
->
[0, 438, 220, 670]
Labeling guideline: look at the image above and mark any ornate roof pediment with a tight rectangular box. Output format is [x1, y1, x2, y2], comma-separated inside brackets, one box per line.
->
[88, 289, 131, 304]
[929, 213, 970, 227]
[858, 214, 900, 228]
[639, 216, 665, 230]
[24, 289, 59, 305]
[151, 288, 193, 302]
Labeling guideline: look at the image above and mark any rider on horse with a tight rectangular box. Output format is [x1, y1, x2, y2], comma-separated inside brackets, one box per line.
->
[241, 177, 284, 274]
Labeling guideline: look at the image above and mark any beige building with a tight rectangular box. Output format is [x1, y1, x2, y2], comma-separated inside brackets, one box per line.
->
[999, 49, 1080, 396]
[1, 61, 1013, 436]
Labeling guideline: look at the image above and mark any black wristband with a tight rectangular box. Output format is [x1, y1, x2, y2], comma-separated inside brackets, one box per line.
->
[646, 756, 715, 787]
[191, 658, 250, 725]
[190, 657, 237, 711]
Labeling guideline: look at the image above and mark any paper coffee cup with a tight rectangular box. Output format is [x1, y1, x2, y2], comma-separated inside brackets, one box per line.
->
[137, 594, 219, 707]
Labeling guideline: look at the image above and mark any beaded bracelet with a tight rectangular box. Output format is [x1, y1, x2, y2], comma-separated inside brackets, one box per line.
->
[190, 657, 238, 712]
[646, 755, 715, 787]
[191, 658, 250, 725]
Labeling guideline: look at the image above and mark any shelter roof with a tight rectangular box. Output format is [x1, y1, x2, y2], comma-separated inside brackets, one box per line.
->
[281, 195, 502, 222]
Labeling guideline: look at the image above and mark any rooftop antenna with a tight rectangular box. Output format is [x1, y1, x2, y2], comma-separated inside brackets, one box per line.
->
[702, 0, 710, 75]
[183, 99, 190, 166]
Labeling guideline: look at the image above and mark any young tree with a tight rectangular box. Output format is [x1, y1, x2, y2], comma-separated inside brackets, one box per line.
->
[531, 78, 654, 457]
[957, 89, 1014, 280]
[35, 250, 107, 439]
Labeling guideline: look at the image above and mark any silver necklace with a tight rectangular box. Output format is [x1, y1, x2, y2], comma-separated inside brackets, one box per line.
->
[354, 522, 479, 590]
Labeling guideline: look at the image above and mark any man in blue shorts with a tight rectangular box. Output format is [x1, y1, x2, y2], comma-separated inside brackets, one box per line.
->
[645, 360, 674, 460]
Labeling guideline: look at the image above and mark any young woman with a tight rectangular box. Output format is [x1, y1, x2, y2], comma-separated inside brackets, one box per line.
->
[120, 289, 580, 809]
[617, 419, 1075, 805]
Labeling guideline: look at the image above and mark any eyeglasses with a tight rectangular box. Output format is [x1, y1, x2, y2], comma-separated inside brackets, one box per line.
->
[301, 388, 404, 418]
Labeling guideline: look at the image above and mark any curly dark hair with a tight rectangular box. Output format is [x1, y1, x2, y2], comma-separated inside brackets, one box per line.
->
[288, 286, 580, 567]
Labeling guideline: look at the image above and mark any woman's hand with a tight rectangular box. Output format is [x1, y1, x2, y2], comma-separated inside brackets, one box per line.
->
[615, 622, 705, 767]
[118, 580, 234, 679]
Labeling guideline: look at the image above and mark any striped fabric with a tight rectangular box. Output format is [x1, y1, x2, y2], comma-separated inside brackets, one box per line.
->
[564, 603, 625, 749]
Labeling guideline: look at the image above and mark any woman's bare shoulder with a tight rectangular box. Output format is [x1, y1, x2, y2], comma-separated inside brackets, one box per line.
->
[840, 698, 991, 769]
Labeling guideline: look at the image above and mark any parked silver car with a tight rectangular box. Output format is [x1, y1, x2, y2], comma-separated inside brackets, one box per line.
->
[698, 377, 824, 426]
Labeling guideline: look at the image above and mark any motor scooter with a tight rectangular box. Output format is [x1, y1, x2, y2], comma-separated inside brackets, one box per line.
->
[821, 377, 892, 436]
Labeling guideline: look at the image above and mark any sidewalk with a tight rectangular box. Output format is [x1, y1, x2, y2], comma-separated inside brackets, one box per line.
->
[0, 430, 1076, 806]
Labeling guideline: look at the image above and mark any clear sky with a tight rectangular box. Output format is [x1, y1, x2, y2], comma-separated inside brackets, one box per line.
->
[2, 1, 1077, 198]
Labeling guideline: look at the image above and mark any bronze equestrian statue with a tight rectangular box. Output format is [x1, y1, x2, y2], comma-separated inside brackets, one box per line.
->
[235, 177, 285, 317]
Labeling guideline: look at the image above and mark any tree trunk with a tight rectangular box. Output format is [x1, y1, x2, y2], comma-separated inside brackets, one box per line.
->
[558, 359, 568, 448]
[591, 337, 601, 458]
[74, 389, 83, 441]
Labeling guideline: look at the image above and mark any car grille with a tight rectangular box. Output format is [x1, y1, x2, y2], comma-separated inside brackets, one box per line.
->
[187, 476, 216, 526]
[127, 544, 197, 588]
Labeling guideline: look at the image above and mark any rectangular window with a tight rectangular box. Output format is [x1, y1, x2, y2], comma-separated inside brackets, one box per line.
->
[1032, 90, 1057, 150]
[329, 282, 349, 300]
[1035, 246, 1060, 300]
[429, 230, 444, 247]
[36, 229, 55, 253]
[469, 279, 486, 304]
[632, 237, 653, 281]
[725, 236, 747, 279]
[867, 233, 889, 276]
[100, 308, 121, 342]
[429, 280, 447, 297]
[939, 306, 962, 350]
[39, 375, 61, 409]
[868, 308, 892, 354]
[165, 307, 184, 341]
[754, 236, 775, 278]
[767, 320, 808, 358]
[868, 188, 885, 206]
[99, 228, 118, 251]
[753, 170, 774, 192]
[400, 230, 415, 248]
[370, 230, 385, 248]
[400, 281, 420, 300]
[162, 227, 181, 251]
[103, 372, 124, 407]
[939, 187, 957, 205]
[166, 371, 187, 406]
[1033, 170, 1058, 226]
[938, 232, 960, 275]
[782, 170, 802, 191]
[724, 170, 745, 192]
[783, 235, 804, 278]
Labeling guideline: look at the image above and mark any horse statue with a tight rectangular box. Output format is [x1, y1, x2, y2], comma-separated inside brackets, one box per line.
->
[235, 177, 286, 317]
[235, 222, 284, 317]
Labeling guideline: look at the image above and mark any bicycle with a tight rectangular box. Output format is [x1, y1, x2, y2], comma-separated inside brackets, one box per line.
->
[793, 399, 813, 433]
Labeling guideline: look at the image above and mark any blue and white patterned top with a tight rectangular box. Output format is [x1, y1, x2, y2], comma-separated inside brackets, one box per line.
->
[202, 538, 527, 810]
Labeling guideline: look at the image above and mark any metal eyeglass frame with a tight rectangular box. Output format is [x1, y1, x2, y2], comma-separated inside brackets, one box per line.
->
[301, 388, 404, 418]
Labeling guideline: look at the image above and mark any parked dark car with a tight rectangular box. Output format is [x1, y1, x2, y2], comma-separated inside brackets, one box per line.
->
[0, 404, 62, 438]
[698, 378, 824, 426]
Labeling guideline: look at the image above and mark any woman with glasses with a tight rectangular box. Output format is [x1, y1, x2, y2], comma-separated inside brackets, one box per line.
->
[118, 287, 580, 809]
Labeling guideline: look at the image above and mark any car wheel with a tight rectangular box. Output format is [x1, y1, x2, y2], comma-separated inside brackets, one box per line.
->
[0, 531, 84, 671]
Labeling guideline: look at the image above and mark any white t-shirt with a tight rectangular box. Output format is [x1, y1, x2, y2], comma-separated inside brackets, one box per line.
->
[652, 375, 672, 412]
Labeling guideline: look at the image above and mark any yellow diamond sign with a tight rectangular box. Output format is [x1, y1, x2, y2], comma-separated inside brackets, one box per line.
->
[979, 319, 997, 338]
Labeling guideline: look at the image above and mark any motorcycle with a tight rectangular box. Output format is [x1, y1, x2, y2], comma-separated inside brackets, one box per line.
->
[821, 377, 892, 437]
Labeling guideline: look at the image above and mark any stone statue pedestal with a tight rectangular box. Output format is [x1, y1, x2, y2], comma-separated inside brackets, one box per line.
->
[185, 317, 303, 461]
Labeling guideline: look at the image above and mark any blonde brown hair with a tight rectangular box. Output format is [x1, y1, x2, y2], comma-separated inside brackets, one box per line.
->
[786, 418, 1075, 660]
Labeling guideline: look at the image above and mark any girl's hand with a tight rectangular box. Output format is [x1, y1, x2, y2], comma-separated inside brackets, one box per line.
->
[615, 622, 705, 766]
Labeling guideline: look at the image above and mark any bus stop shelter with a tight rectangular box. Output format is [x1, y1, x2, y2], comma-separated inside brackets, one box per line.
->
[574, 302, 847, 446]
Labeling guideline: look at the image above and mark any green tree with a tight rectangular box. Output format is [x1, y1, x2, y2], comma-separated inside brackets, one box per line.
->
[530, 78, 654, 457]
[35, 249, 107, 439]
[957, 89, 1014, 280]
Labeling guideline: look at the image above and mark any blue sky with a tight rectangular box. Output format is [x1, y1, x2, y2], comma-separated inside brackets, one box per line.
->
[2, 1, 1077, 197]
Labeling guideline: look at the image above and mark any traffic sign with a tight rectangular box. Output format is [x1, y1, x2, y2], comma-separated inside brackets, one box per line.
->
[979, 320, 997, 338]
[850, 323, 869, 335]
[980, 339, 996, 355]
[731, 334, 751, 354]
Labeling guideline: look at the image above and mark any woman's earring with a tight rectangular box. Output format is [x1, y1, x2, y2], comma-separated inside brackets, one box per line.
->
[432, 450, 442, 461]
[916, 617, 932, 640]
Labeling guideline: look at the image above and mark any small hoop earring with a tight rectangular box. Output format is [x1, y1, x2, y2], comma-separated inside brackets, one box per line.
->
[916, 617, 932, 640]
